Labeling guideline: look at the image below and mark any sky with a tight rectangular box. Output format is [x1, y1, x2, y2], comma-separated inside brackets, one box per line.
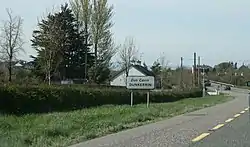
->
[1, 0, 250, 68]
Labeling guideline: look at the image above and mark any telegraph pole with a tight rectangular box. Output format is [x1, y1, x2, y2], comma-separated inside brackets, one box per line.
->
[202, 64, 206, 97]
[180, 57, 183, 88]
[198, 56, 200, 87]
[193, 52, 197, 87]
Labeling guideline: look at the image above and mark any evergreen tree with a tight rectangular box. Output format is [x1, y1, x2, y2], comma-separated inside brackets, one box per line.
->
[151, 61, 162, 76]
[31, 3, 94, 82]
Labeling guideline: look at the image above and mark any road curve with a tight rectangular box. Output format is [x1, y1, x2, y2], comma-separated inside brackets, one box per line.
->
[70, 85, 249, 147]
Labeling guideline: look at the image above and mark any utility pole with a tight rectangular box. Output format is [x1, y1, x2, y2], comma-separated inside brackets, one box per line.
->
[198, 56, 200, 87]
[202, 64, 206, 97]
[193, 52, 197, 87]
[180, 57, 183, 88]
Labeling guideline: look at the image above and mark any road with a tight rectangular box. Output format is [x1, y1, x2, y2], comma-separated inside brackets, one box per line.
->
[190, 111, 250, 147]
[188, 84, 250, 147]
[71, 84, 249, 147]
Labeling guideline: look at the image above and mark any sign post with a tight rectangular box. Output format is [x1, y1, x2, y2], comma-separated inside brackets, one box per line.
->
[130, 91, 133, 107]
[147, 91, 150, 108]
[126, 76, 155, 107]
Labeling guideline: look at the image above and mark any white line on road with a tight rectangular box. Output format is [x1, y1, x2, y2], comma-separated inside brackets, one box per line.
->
[210, 124, 224, 131]
[192, 133, 210, 142]
[225, 118, 234, 123]
[240, 111, 245, 114]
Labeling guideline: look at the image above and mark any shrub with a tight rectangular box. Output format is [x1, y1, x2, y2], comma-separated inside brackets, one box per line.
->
[0, 85, 202, 114]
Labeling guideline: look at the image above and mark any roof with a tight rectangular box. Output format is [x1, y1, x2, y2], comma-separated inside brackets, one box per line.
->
[132, 65, 155, 76]
[110, 64, 155, 80]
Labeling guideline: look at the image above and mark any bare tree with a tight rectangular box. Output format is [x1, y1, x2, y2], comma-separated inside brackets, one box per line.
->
[160, 52, 168, 89]
[0, 9, 24, 82]
[119, 37, 138, 77]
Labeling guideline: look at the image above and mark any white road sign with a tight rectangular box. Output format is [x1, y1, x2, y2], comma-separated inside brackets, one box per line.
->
[126, 76, 155, 90]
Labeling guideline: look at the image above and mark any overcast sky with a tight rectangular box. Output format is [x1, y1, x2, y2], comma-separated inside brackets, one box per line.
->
[1, 0, 250, 68]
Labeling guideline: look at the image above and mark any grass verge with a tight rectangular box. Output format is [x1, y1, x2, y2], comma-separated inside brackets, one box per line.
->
[0, 95, 233, 147]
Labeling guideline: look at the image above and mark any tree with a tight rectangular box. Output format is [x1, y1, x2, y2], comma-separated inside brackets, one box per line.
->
[214, 62, 233, 72]
[31, 3, 94, 84]
[91, 0, 115, 82]
[158, 53, 169, 89]
[0, 9, 24, 82]
[70, 0, 92, 31]
[151, 55, 169, 89]
[70, 0, 116, 83]
[119, 37, 138, 77]
[31, 8, 64, 84]
[70, 0, 92, 81]
[151, 61, 161, 76]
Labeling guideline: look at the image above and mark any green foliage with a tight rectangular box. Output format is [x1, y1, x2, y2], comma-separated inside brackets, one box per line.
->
[214, 62, 234, 72]
[91, 62, 111, 84]
[31, 3, 94, 81]
[70, 0, 116, 83]
[151, 61, 161, 76]
[0, 95, 229, 147]
[0, 86, 202, 114]
[208, 62, 250, 86]
[91, 0, 116, 83]
[14, 68, 41, 85]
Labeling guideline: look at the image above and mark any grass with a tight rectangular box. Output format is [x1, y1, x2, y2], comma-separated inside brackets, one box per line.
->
[0, 95, 233, 147]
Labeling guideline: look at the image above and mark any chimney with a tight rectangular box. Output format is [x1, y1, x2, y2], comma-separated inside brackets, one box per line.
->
[137, 60, 142, 66]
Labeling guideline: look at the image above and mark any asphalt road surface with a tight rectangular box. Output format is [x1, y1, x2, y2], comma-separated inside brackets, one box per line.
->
[71, 84, 249, 147]
[190, 111, 250, 147]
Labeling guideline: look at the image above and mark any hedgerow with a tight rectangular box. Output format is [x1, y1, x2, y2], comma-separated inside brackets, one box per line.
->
[0, 85, 202, 114]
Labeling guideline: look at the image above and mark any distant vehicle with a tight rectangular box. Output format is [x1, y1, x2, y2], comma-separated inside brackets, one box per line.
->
[224, 86, 231, 90]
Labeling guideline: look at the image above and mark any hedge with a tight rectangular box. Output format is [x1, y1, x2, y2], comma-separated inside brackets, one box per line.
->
[0, 85, 202, 114]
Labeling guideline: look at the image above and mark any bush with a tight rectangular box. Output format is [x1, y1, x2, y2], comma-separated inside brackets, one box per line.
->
[0, 85, 202, 114]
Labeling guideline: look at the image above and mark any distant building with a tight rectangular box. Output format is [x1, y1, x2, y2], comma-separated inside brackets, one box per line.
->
[110, 64, 156, 87]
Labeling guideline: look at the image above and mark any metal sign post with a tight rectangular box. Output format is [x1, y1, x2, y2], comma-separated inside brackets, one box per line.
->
[126, 76, 155, 108]
[131, 91, 133, 107]
[147, 91, 150, 108]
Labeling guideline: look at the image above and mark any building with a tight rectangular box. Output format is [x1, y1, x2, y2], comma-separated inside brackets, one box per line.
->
[110, 64, 155, 87]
